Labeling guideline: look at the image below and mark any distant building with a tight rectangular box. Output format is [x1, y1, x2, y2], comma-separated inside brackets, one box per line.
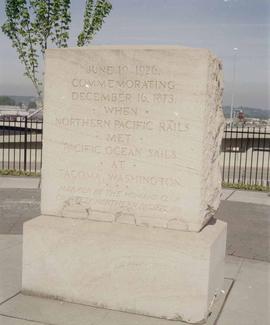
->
[0, 105, 28, 118]
[237, 110, 245, 122]
[0, 105, 43, 120]
[226, 117, 270, 128]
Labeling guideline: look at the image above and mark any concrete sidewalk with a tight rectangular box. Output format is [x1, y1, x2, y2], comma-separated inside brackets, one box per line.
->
[222, 188, 270, 206]
[0, 177, 40, 190]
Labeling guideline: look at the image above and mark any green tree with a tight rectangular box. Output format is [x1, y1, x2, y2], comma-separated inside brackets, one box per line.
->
[77, 0, 112, 46]
[0, 96, 16, 106]
[28, 101, 37, 109]
[1, 0, 112, 101]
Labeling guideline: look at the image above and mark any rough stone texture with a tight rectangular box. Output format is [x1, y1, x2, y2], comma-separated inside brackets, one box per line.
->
[22, 215, 227, 324]
[41, 46, 224, 232]
[22, 46, 227, 324]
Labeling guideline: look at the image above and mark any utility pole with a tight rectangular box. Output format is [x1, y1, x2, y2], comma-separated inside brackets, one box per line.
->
[230, 47, 238, 128]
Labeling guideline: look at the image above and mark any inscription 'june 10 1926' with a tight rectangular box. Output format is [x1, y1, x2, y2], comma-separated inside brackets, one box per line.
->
[86, 65, 161, 76]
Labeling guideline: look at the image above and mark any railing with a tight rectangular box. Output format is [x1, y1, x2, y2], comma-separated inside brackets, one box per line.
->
[222, 125, 270, 187]
[0, 117, 269, 188]
[0, 116, 43, 174]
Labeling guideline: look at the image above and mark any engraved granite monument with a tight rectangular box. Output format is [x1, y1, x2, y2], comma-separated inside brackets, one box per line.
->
[22, 46, 227, 323]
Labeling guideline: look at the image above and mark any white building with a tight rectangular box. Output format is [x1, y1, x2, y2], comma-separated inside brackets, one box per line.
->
[0, 105, 28, 118]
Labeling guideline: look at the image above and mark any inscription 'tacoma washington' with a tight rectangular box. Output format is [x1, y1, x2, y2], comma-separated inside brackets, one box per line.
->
[59, 169, 181, 187]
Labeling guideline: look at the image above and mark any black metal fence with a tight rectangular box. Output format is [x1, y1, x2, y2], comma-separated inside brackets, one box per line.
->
[222, 125, 270, 187]
[0, 116, 43, 174]
[0, 117, 269, 187]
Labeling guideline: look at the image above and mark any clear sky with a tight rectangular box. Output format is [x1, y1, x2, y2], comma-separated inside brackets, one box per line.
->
[0, 0, 269, 109]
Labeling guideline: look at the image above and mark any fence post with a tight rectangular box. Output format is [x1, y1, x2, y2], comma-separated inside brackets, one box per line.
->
[24, 117, 28, 171]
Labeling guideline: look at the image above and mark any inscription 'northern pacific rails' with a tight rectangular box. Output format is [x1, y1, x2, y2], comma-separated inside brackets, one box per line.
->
[55, 118, 189, 136]
[55, 118, 154, 130]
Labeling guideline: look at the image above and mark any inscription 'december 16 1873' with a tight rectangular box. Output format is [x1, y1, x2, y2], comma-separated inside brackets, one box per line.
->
[41, 46, 224, 232]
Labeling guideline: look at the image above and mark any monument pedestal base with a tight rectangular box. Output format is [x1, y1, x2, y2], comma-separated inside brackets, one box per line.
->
[22, 216, 226, 324]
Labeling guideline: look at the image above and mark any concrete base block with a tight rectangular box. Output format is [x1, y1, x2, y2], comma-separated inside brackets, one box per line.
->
[22, 216, 227, 324]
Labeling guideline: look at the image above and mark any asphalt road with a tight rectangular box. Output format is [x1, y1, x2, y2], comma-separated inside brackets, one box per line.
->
[0, 188, 40, 234]
[0, 188, 269, 262]
[216, 200, 270, 262]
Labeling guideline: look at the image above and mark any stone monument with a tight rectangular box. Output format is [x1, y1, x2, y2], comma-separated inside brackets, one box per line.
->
[22, 46, 227, 323]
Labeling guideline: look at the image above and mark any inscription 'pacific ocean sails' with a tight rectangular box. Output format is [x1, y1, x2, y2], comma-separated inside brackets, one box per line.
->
[42, 46, 224, 232]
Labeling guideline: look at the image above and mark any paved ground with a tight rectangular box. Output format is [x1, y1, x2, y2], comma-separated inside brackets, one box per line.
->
[217, 200, 270, 262]
[0, 189, 40, 235]
[0, 177, 269, 324]
[0, 177, 40, 190]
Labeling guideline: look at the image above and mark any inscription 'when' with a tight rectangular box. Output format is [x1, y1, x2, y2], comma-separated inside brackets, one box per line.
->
[104, 106, 138, 115]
